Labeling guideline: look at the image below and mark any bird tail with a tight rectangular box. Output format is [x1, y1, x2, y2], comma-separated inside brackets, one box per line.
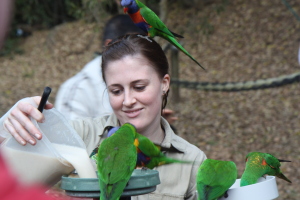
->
[150, 156, 193, 169]
[170, 30, 184, 38]
[99, 179, 125, 200]
[197, 184, 211, 200]
[162, 34, 206, 71]
[278, 159, 291, 162]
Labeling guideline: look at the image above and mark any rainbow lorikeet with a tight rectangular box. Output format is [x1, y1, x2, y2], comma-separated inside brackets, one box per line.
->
[121, 0, 205, 70]
[106, 126, 192, 169]
[197, 159, 237, 200]
[97, 123, 137, 200]
[134, 131, 192, 169]
[240, 152, 292, 186]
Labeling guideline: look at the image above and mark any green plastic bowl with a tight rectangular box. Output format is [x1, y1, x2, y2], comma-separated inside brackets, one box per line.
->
[61, 169, 160, 198]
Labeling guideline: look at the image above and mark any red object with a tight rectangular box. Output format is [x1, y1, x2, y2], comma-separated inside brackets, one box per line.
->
[0, 152, 60, 200]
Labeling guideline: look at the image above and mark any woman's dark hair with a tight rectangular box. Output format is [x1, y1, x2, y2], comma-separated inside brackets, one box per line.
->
[101, 34, 169, 111]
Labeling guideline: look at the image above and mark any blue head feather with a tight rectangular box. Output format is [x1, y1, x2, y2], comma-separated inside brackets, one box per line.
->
[107, 126, 120, 137]
[121, 0, 139, 14]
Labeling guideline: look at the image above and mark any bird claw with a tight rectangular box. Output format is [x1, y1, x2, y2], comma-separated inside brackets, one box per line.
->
[141, 167, 148, 171]
[263, 175, 267, 179]
[224, 190, 229, 198]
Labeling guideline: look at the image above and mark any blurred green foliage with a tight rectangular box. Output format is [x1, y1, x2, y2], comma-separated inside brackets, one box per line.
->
[1, 0, 228, 56]
[12, 0, 122, 28]
[13, 0, 83, 28]
[0, 38, 24, 57]
[1, 0, 106, 57]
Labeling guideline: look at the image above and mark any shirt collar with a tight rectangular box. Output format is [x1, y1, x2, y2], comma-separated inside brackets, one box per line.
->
[100, 114, 120, 137]
[160, 117, 185, 153]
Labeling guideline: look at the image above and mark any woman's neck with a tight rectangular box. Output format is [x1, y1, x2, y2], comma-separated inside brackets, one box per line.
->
[140, 121, 165, 145]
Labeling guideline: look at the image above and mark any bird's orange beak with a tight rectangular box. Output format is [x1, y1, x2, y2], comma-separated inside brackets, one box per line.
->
[123, 7, 128, 13]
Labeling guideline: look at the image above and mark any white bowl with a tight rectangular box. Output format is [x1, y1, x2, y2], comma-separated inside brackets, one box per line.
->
[218, 176, 279, 200]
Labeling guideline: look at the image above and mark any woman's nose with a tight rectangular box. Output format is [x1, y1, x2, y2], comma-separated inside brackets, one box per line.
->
[122, 91, 136, 107]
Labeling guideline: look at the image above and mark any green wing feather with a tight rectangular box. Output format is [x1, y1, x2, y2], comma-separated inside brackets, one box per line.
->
[97, 123, 137, 200]
[263, 152, 292, 183]
[264, 153, 281, 169]
[135, 133, 192, 169]
[163, 35, 204, 69]
[99, 176, 128, 200]
[98, 140, 136, 184]
[135, 133, 161, 156]
[135, 0, 176, 38]
[134, 0, 205, 70]
[197, 159, 237, 200]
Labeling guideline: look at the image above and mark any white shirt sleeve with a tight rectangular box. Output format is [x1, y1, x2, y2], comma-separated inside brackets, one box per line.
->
[55, 56, 112, 120]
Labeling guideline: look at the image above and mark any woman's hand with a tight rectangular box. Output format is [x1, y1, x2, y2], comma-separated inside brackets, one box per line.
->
[3, 96, 53, 145]
[162, 108, 178, 125]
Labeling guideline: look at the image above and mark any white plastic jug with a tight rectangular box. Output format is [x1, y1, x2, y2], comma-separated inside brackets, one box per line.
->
[0, 99, 96, 186]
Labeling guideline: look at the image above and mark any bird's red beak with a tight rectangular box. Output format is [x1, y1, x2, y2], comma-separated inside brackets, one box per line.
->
[123, 7, 128, 13]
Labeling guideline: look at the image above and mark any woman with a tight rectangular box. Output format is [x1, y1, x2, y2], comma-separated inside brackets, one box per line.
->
[1, 34, 206, 199]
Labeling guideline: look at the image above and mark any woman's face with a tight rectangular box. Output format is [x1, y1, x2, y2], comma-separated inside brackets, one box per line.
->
[105, 54, 170, 133]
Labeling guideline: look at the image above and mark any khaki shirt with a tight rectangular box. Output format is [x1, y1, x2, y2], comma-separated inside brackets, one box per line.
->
[70, 114, 207, 200]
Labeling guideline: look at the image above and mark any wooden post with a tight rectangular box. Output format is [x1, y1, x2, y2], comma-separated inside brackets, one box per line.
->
[171, 46, 180, 102]
[159, 0, 167, 22]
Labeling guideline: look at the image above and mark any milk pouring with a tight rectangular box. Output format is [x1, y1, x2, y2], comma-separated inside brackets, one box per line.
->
[0, 107, 97, 186]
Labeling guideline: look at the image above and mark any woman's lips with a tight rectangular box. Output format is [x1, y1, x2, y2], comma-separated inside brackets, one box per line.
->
[123, 108, 143, 118]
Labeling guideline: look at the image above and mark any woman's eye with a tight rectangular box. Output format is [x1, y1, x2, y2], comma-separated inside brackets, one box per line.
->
[134, 86, 146, 91]
[111, 89, 122, 95]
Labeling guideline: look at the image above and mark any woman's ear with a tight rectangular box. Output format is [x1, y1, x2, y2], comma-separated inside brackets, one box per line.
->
[104, 39, 112, 46]
[162, 74, 170, 93]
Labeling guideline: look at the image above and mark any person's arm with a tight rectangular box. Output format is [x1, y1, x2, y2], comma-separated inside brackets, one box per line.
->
[0, 0, 13, 49]
[0, 152, 64, 200]
[0, 97, 53, 145]
[162, 108, 178, 125]
[185, 151, 207, 200]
